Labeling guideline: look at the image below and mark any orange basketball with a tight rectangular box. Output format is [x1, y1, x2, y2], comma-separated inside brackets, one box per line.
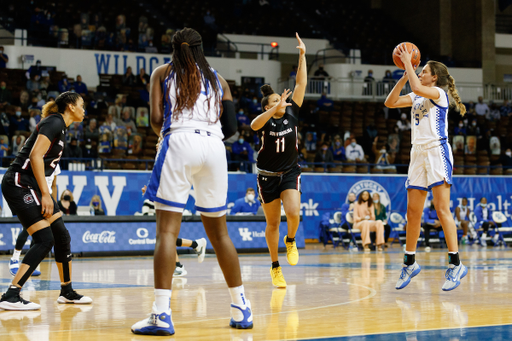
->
[393, 42, 421, 70]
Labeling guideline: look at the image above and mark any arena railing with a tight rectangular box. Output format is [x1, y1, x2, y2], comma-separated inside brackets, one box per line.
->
[278, 78, 488, 102]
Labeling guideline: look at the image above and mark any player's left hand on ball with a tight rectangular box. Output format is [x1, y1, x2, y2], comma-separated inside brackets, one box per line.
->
[397, 43, 412, 65]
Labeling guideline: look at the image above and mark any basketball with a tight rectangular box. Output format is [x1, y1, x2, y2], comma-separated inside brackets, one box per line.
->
[393, 42, 421, 70]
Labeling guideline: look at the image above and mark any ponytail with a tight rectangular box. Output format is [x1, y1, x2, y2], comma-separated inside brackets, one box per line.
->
[447, 75, 466, 116]
[41, 101, 58, 118]
[260, 84, 276, 111]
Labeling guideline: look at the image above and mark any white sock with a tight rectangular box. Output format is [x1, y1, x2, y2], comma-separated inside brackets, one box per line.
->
[154, 289, 172, 313]
[405, 250, 416, 255]
[12, 250, 21, 261]
[482, 233, 487, 239]
[229, 285, 246, 306]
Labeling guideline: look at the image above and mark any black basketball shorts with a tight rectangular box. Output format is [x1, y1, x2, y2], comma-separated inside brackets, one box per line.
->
[2, 170, 60, 229]
[256, 165, 302, 204]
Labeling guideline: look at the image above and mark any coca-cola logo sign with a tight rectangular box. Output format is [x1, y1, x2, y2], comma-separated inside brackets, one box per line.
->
[82, 231, 116, 244]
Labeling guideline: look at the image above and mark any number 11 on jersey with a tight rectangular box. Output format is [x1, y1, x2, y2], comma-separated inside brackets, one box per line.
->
[275, 137, 285, 153]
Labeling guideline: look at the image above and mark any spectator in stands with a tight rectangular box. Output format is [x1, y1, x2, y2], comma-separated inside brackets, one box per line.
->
[500, 100, 512, 117]
[330, 135, 345, 161]
[305, 132, 317, 152]
[249, 95, 262, 114]
[11, 135, 24, 156]
[362, 70, 375, 96]
[26, 60, 42, 81]
[465, 136, 477, 155]
[138, 83, 150, 107]
[354, 190, 385, 252]
[89, 195, 105, 215]
[383, 70, 394, 84]
[475, 96, 489, 117]
[345, 137, 365, 162]
[315, 141, 334, 167]
[422, 202, 441, 252]
[28, 108, 41, 132]
[487, 102, 500, 121]
[236, 108, 250, 127]
[454, 120, 466, 135]
[82, 138, 98, 159]
[10, 106, 29, 133]
[113, 126, 128, 150]
[396, 113, 411, 132]
[116, 108, 137, 135]
[17, 90, 30, 111]
[373, 137, 395, 167]
[98, 130, 112, 153]
[137, 68, 150, 86]
[0, 111, 9, 136]
[0, 136, 9, 157]
[64, 138, 83, 159]
[73, 75, 88, 96]
[58, 190, 77, 216]
[58, 74, 70, 93]
[231, 134, 254, 172]
[67, 121, 83, 143]
[289, 65, 298, 80]
[501, 148, 512, 170]
[372, 193, 391, 247]
[466, 118, 480, 137]
[123, 66, 136, 86]
[474, 197, 496, 247]
[0, 46, 8, 69]
[84, 118, 99, 141]
[28, 97, 41, 111]
[313, 64, 329, 79]
[102, 113, 117, 132]
[136, 108, 149, 127]
[0, 81, 12, 110]
[316, 92, 333, 111]
[230, 188, 260, 215]
[129, 134, 143, 156]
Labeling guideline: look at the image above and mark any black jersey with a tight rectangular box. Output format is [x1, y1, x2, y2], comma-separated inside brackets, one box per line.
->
[256, 100, 300, 172]
[11, 114, 66, 177]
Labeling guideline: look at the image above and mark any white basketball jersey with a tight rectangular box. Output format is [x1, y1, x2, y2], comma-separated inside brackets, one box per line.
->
[458, 205, 468, 221]
[162, 66, 224, 139]
[46, 164, 61, 194]
[407, 87, 449, 145]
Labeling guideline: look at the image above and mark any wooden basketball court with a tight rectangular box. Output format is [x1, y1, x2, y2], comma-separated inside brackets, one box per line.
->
[2, 244, 512, 340]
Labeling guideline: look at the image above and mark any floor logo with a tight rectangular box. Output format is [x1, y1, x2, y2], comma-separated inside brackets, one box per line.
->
[239, 228, 253, 241]
[347, 180, 392, 212]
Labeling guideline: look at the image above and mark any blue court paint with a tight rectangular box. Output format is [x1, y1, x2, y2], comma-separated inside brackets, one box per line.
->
[0, 278, 148, 291]
[302, 324, 512, 340]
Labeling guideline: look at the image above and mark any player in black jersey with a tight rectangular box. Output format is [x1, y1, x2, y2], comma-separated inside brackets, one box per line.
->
[250, 33, 307, 288]
[0, 92, 92, 310]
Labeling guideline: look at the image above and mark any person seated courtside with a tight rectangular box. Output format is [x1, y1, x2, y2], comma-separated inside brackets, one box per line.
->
[230, 188, 260, 215]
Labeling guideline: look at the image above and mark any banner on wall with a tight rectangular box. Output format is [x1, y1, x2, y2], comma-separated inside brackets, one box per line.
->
[0, 170, 511, 240]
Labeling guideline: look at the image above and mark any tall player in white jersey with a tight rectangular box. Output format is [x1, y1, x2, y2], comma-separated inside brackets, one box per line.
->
[131, 28, 252, 336]
[385, 44, 467, 291]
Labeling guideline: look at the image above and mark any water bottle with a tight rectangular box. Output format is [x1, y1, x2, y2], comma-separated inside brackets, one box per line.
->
[90, 207, 95, 216]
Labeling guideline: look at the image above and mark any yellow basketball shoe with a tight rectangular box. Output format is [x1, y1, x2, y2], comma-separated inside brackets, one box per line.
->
[270, 267, 287, 288]
[284, 235, 299, 266]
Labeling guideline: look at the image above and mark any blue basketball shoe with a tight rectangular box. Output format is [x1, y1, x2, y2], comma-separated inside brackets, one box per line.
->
[395, 262, 421, 290]
[9, 258, 19, 276]
[131, 304, 175, 336]
[442, 262, 467, 291]
[230, 299, 253, 329]
[32, 265, 41, 277]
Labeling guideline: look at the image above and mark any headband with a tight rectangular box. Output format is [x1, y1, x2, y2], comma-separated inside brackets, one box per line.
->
[181, 42, 189, 46]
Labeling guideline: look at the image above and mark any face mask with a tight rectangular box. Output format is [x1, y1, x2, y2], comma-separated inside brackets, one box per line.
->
[335, 141, 341, 147]
[92, 201, 99, 206]
[368, 73, 373, 77]
[63, 195, 71, 201]
[238, 111, 244, 115]
[15, 111, 21, 117]
[322, 147, 328, 151]
[246, 194, 255, 201]
[350, 142, 356, 147]
[0, 86, 5, 90]
[36, 63, 41, 67]
[481, 203, 487, 208]
[239, 138, 244, 144]
[348, 200, 354, 204]
[472, 122, 477, 126]
[374, 199, 379, 204]
[459, 123, 463, 128]
[506, 151, 511, 157]
[252, 99, 257, 104]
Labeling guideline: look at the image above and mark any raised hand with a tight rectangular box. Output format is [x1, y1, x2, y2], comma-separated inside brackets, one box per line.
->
[296, 32, 306, 55]
[277, 89, 293, 111]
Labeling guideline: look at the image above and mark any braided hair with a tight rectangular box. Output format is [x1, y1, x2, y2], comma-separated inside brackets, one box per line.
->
[164, 27, 220, 122]
[41, 91, 81, 118]
[427, 61, 466, 116]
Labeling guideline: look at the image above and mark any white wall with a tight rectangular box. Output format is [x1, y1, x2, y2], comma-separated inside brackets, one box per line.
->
[496, 33, 512, 49]
[219, 34, 330, 55]
[2, 46, 282, 88]
[322, 63, 483, 84]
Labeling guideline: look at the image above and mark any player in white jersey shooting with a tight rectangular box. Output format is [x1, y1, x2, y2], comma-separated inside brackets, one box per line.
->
[385, 44, 467, 292]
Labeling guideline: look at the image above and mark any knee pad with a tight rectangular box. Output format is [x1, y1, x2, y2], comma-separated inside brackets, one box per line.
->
[22, 227, 54, 266]
[51, 218, 72, 263]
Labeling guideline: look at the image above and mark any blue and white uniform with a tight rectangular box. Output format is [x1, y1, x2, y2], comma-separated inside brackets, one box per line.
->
[405, 86, 453, 191]
[144, 67, 227, 216]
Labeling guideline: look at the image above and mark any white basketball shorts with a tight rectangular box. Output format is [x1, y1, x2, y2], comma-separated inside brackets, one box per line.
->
[405, 140, 453, 191]
[145, 131, 228, 217]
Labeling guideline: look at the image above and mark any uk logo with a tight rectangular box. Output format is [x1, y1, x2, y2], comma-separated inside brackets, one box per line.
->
[238, 228, 253, 241]
[0, 233, 5, 246]
[23, 194, 34, 204]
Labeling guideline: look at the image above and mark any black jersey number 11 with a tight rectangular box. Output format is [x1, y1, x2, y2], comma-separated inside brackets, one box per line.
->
[275, 137, 285, 153]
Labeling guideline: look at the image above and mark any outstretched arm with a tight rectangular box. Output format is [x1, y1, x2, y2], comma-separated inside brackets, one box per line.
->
[292, 33, 307, 107]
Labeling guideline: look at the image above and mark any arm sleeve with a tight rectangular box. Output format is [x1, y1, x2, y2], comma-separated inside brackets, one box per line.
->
[220, 100, 237, 140]
[38, 116, 63, 141]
